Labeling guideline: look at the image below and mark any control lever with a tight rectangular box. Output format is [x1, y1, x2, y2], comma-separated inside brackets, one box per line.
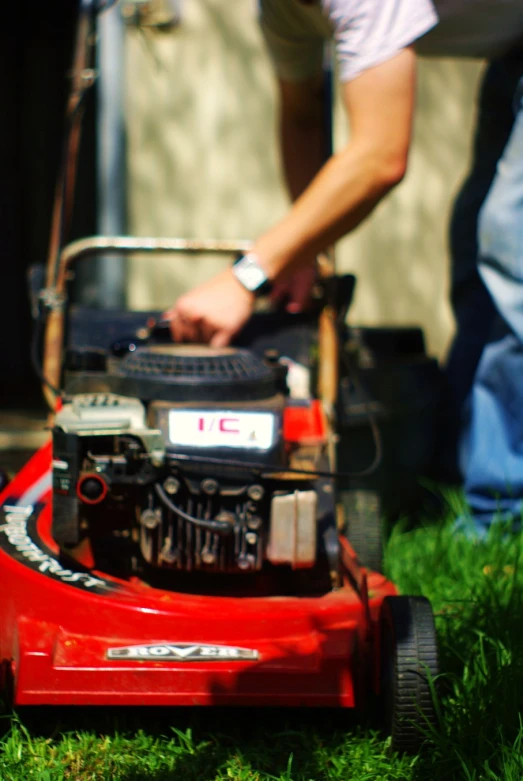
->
[26, 265, 47, 320]
[144, 317, 173, 342]
[111, 317, 173, 357]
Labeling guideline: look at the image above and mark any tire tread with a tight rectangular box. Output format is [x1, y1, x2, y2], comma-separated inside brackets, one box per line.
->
[380, 595, 439, 753]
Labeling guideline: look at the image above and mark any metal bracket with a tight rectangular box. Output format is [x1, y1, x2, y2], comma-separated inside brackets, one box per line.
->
[39, 288, 67, 313]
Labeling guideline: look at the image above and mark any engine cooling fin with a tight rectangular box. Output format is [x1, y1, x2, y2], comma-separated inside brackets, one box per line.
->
[113, 345, 278, 402]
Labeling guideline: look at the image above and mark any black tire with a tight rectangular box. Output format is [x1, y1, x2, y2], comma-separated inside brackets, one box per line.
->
[340, 488, 383, 573]
[379, 595, 439, 754]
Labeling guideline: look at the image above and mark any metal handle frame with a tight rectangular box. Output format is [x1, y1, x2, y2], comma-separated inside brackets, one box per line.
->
[41, 2, 339, 416]
[42, 236, 253, 409]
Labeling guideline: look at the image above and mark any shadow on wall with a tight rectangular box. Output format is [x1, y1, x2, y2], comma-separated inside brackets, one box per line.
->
[126, 0, 287, 309]
[125, 0, 483, 359]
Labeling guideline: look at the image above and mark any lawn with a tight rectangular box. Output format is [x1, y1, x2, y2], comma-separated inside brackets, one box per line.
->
[1, 493, 523, 781]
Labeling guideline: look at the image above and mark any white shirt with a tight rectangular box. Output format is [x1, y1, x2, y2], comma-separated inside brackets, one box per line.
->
[260, 0, 523, 83]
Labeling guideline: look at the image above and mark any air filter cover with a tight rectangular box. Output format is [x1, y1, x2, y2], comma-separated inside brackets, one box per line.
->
[112, 345, 278, 402]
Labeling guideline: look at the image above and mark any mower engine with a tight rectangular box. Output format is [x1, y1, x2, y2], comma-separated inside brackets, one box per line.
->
[52, 345, 328, 577]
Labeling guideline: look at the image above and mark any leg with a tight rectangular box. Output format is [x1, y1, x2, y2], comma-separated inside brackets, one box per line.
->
[460, 55, 523, 527]
[440, 60, 519, 478]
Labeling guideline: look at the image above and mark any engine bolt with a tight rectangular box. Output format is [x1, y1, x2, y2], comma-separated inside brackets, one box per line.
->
[247, 484, 264, 502]
[140, 508, 161, 530]
[201, 478, 219, 496]
[245, 532, 257, 546]
[160, 539, 178, 565]
[201, 547, 216, 565]
[151, 451, 165, 468]
[246, 515, 262, 531]
[163, 477, 180, 495]
[214, 510, 236, 526]
[237, 555, 251, 570]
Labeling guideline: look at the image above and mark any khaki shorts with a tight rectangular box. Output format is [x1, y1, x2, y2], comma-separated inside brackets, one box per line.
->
[259, 0, 332, 82]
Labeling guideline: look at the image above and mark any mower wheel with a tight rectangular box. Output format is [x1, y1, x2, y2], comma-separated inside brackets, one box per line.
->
[379, 595, 439, 754]
[340, 489, 383, 573]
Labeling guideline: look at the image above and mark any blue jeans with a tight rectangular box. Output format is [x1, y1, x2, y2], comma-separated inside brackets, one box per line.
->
[443, 51, 523, 530]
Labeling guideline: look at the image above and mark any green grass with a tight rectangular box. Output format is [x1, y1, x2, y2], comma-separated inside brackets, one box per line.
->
[2, 494, 523, 780]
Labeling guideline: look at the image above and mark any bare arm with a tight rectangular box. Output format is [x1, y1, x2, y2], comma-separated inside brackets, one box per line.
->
[254, 47, 416, 281]
[168, 48, 416, 345]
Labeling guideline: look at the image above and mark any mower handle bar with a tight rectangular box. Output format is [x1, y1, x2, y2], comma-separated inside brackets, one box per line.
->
[42, 236, 252, 409]
[62, 235, 252, 271]
[51, 235, 253, 299]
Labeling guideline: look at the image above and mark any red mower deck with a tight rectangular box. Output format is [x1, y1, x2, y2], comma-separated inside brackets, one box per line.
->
[0, 442, 396, 707]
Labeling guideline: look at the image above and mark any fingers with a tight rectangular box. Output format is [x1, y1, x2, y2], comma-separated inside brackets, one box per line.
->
[286, 266, 316, 313]
[163, 307, 231, 346]
[269, 280, 288, 307]
[209, 330, 232, 348]
[179, 316, 200, 344]
[162, 310, 181, 343]
[269, 266, 316, 314]
[163, 308, 201, 344]
[162, 269, 253, 346]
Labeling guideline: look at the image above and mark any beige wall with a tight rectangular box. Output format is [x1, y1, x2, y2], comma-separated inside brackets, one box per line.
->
[125, 0, 484, 359]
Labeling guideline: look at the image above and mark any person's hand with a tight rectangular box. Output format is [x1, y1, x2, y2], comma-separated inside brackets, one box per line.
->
[164, 267, 255, 347]
[270, 264, 317, 313]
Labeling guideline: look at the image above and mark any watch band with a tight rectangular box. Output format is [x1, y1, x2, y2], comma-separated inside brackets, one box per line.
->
[232, 253, 272, 297]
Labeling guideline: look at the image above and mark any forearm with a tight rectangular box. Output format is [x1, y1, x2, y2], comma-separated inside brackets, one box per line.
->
[168, 50, 414, 347]
[254, 139, 402, 281]
[256, 50, 415, 284]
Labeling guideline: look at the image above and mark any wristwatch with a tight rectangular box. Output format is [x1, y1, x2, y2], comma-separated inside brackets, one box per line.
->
[232, 252, 272, 297]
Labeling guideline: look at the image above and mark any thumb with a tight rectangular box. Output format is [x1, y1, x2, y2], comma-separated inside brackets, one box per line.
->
[209, 330, 232, 348]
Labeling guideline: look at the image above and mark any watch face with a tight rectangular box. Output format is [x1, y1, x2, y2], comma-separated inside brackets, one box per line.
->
[233, 254, 269, 293]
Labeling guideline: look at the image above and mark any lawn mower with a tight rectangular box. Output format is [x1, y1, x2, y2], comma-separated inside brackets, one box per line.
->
[0, 0, 439, 754]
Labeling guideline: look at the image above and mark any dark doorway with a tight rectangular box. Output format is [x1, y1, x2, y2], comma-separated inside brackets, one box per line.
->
[0, 2, 96, 407]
